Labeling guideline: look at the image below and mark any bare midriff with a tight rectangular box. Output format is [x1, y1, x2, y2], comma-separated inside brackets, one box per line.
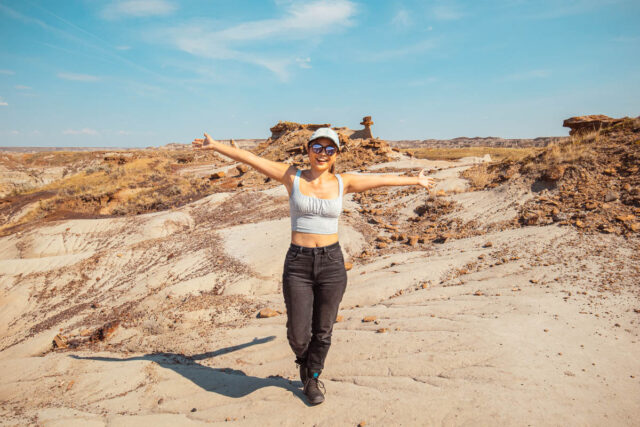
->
[291, 230, 339, 247]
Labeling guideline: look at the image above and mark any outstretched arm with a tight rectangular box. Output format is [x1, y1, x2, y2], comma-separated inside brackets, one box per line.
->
[195, 133, 292, 184]
[342, 169, 435, 194]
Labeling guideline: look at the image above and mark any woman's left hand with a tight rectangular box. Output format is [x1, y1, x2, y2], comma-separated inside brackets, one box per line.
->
[417, 169, 436, 190]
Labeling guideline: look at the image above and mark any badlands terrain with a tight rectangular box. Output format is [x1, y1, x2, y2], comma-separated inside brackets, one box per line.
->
[0, 116, 639, 426]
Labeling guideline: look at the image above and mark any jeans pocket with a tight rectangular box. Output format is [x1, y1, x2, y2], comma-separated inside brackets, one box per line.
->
[285, 249, 300, 262]
[326, 249, 344, 263]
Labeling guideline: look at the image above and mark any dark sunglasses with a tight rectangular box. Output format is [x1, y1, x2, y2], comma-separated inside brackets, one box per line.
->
[309, 143, 338, 156]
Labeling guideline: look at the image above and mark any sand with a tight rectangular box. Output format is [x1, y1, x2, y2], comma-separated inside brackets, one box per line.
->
[0, 155, 638, 426]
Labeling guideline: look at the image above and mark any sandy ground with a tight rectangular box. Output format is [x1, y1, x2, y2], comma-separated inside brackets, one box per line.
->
[0, 155, 638, 426]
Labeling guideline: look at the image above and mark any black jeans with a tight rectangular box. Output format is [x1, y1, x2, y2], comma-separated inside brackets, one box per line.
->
[282, 241, 348, 374]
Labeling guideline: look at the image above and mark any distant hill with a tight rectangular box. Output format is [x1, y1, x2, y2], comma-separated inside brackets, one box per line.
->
[0, 146, 139, 153]
[387, 136, 567, 149]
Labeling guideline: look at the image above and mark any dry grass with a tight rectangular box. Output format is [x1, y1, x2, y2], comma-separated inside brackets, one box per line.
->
[518, 130, 598, 176]
[35, 155, 212, 215]
[463, 164, 494, 189]
[0, 149, 229, 235]
[402, 147, 542, 162]
[21, 151, 102, 167]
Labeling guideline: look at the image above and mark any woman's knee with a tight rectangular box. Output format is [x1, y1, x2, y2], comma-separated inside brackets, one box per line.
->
[288, 332, 311, 354]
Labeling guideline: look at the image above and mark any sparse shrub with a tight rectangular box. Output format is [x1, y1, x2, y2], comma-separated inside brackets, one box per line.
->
[141, 316, 168, 335]
[111, 206, 128, 216]
[166, 185, 182, 196]
[463, 164, 493, 189]
[149, 172, 163, 182]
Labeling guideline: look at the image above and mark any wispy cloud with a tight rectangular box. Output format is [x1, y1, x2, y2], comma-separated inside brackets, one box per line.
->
[0, 69, 15, 75]
[0, 97, 8, 106]
[296, 57, 312, 69]
[504, 69, 551, 81]
[392, 8, 412, 27]
[360, 39, 437, 62]
[432, 3, 463, 21]
[63, 128, 99, 135]
[115, 45, 132, 50]
[2, 2, 166, 82]
[159, 0, 356, 80]
[57, 72, 100, 82]
[15, 85, 32, 90]
[102, 0, 177, 19]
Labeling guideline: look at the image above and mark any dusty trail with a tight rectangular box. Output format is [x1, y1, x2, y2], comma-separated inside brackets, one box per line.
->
[0, 156, 638, 426]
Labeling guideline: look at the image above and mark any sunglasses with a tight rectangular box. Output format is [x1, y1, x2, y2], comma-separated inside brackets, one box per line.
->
[309, 143, 338, 156]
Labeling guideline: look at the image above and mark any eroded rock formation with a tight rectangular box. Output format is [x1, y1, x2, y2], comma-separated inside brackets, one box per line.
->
[350, 116, 374, 140]
[269, 122, 332, 140]
[563, 115, 627, 136]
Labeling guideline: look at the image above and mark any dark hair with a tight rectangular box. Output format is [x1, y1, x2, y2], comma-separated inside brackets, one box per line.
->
[307, 141, 338, 174]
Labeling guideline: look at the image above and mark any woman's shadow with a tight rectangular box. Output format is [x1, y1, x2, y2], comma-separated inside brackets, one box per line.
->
[70, 336, 309, 404]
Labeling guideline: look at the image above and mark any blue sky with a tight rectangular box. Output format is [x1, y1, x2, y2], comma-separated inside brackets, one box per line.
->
[1, 0, 639, 147]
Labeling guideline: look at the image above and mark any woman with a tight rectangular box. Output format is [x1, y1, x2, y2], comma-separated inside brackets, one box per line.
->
[196, 128, 435, 405]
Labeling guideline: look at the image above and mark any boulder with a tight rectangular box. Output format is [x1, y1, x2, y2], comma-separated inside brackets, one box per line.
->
[258, 308, 279, 318]
[209, 171, 226, 180]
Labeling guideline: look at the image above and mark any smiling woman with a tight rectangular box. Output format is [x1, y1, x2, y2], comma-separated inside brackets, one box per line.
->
[194, 126, 435, 405]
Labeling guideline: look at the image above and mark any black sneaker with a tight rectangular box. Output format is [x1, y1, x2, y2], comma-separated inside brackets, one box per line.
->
[303, 372, 326, 405]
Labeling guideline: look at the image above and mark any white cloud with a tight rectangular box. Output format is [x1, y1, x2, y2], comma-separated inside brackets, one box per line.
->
[115, 45, 132, 50]
[360, 39, 437, 62]
[160, 0, 356, 80]
[117, 130, 132, 135]
[15, 85, 32, 90]
[504, 69, 551, 81]
[63, 128, 99, 135]
[57, 72, 100, 82]
[432, 4, 463, 21]
[392, 8, 411, 27]
[11, 130, 19, 134]
[0, 69, 15, 75]
[0, 97, 7, 106]
[102, 0, 177, 19]
[296, 57, 312, 69]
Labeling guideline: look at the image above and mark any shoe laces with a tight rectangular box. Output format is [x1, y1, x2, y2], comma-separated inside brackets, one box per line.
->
[304, 376, 326, 394]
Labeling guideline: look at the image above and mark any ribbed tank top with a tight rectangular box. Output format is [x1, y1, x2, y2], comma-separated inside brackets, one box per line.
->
[289, 169, 343, 234]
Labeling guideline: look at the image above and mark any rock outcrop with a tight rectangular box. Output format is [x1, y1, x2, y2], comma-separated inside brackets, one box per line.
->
[269, 122, 331, 140]
[253, 120, 394, 174]
[468, 116, 640, 236]
[350, 116, 374, 140]
[562, 115, 627, 136]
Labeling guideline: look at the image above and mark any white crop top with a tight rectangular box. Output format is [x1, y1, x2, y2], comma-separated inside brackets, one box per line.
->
[288, 169, 344, 234]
